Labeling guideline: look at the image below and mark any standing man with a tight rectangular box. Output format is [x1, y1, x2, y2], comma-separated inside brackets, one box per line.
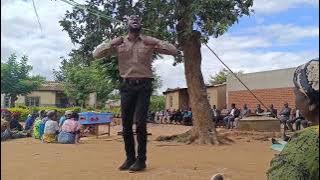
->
[278, 102, 292, 129]
[93, 15, 179, 171]
[212, 105, 221, 124]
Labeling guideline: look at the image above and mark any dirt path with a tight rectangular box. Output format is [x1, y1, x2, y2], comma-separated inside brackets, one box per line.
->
[1, 124, 276, 180]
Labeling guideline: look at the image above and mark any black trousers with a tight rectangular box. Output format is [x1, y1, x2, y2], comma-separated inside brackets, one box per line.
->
[120, 79, 152, 162]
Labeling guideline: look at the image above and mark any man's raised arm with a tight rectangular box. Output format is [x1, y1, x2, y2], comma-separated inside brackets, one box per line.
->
[93, 37, 124, 59]
[143, 37, 179, 56]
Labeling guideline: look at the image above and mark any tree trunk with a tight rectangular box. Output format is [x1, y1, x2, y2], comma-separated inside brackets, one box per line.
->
[175, 0, 219, 144]
[182, 32, 220, 144]
[9, 95, 17, 108]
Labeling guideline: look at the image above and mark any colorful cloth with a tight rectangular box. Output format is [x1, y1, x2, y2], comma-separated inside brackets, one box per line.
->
[267, 126, 319, 180]
[61, 119, 81, 133]
[32, 118, 42, 139]
[58, 131, 75, 144]
[43, 120, 59, 134]
[42, 133, 57, 143]
[59, 116, 66, 127]
[24, 115, 37, 131]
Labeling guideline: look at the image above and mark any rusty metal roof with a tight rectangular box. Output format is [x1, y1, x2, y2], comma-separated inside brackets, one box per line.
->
[38, 81, 64, 91]
[163, 83, 226, 94]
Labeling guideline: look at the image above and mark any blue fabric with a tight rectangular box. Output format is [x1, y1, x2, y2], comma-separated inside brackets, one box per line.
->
[58, 131, 75, 144]
[24, 116, 36, 130]
[39, 122, 45, 139]
[59, 116, 66, 127]
[39, 117, 49, 139]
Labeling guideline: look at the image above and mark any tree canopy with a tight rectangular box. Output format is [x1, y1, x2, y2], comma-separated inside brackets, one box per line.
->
[209, 68, 243, 85]
[1, 53, 45, 107]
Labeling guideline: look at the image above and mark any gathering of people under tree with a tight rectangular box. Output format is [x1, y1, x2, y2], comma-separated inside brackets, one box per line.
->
[151, 99, 312, 132]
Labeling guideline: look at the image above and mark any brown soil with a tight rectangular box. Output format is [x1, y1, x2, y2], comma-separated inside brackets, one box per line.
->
[1, 124, 277, 180]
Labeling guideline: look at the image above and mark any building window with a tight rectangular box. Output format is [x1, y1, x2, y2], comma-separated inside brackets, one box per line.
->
[25, 97, 40, 107]
[169, 96, 173, 107]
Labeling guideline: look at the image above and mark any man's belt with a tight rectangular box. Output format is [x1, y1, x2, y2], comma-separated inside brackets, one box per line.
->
[122, 77, 153, 84]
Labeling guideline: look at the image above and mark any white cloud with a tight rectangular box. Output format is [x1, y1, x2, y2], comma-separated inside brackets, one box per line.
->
[253, 0, 319, 14]
[248, 24, 319, 44]
[1, 0, 75, 79]
[154, 32, 319, 93]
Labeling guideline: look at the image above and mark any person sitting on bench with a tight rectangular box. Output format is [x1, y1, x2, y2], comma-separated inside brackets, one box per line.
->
[266, 104, 277, 118]
[255, 104, 265, 115]
[234, 104, 251, 129]
[223, 104, 240, 129]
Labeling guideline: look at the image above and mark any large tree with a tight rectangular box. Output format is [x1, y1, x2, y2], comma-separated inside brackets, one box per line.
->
[58, 0, 253, 144]
[1, 54, 45, 107]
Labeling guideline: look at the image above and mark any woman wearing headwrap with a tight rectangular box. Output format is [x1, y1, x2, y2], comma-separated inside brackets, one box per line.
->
[267, 59, 319, 180]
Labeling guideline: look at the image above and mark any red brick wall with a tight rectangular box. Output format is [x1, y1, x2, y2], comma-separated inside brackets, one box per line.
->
[228, 87, 296, 112]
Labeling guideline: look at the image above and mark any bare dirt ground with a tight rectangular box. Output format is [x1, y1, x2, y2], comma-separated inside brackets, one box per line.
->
[1, 124, 278, 180]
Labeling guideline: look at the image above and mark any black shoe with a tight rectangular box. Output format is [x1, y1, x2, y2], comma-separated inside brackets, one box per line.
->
[129, 160, 146, 171]
[119, 159, 136, 171]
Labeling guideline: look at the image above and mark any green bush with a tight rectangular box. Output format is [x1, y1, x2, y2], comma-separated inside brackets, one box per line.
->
[7, 107, 31, 122]
[7, 106, 83, 122]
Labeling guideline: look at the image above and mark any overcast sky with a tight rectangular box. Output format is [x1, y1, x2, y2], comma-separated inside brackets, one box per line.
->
[1, 0, 319, 93]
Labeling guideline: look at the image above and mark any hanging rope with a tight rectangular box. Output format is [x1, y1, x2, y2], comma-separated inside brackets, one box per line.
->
[32, 0, 43, 33]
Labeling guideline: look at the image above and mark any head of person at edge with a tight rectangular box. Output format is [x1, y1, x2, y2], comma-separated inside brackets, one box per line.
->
[293, 59, 319, 125]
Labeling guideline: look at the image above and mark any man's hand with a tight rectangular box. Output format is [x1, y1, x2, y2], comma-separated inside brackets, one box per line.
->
[110, 37, 124, 47]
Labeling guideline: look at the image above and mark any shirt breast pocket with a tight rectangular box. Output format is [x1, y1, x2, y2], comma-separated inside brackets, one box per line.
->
[117, 45, 131, 59]
[137, 48, 152, 63]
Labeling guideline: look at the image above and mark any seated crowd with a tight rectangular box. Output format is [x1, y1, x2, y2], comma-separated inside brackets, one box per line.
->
[213, 102, 311, 131]
[154, 102, 312, 131]
[154, 108, 193, 125]
[1, 109, 82, 144]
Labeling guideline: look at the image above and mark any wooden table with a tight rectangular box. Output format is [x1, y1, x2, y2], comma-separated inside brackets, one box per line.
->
[91, 123, 111, 138]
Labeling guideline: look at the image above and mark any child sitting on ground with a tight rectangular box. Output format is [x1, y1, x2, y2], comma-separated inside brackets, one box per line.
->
[42, 111, 59, 143]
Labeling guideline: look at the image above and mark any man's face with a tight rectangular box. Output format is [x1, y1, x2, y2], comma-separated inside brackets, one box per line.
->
[128, 15, 142, 32]
[284, 103, 288, 108]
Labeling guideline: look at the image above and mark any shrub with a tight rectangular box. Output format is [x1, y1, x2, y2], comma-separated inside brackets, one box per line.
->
[7, 106, 83, 122]
[7, 107, 31, 122]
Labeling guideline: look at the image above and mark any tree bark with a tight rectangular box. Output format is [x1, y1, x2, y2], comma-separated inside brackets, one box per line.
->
[175, 0, 219, 144]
